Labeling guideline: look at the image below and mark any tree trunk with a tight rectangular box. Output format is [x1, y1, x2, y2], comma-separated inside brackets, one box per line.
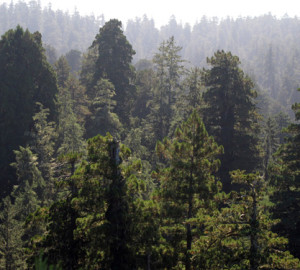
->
[250, 186, 259, 270]
[186, 156, 194, 270]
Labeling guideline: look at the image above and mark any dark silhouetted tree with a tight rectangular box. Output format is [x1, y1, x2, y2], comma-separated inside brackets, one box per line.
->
[202, 50, 260, 192]
[0, 26, 57, 198]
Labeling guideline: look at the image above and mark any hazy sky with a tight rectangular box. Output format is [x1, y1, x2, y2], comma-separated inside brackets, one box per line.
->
[2, 0, 300, 27]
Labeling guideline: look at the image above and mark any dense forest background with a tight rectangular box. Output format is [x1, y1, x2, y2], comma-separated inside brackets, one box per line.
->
[1, 1, 300, 116]
[0, 1, 300, 269]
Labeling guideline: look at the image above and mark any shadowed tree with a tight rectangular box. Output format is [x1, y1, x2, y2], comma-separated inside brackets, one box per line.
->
[202, 50, 260, 192]
[270, 89, 300, 259]
[0, 26, 57, 198]
[91, 19, 136, 126]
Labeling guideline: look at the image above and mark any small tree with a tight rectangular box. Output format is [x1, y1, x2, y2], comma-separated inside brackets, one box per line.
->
[262, 117, 279, 179]
[86, 78, 122, 138]
[30, 103, 57, 204]
[147, 36, 186, 142]
[56, 81, 86, 156]
[54, 56, 71, 88]
[0, 196, 24, 269]
[11, 146, 44, 209]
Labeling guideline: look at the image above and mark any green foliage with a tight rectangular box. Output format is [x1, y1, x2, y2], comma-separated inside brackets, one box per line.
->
[54, 56, 71, 88]
[0, 196, 25, 269]
[192, 170, 300, 269]
[34, 134, 156, 269]
[11, 146, 44, 195]
[2, 5, 300, 114]
[65, 49, 82, 74]
[231, 171, 299, 269]
[155, 111, 223, 269]
[30, 103, 56, 177]
[145, 37, 186, 147]
[183, 67, 204, 116]
[34, 254, 62, 270]
[56, 76, 86, 156]
[202, 50, 261, 192]
[80, 46, 98, 97]
[92, 19, 136, 126]
[27, 152, 83, 270]
[263, 45, 277, 99]
[124, 127, 151, 163]
[269, 89, 300, 258]
[0, 1, 103, 55]
[132, 67, 155, 121]
[262, 117, 279, 178]
[274, 111, 291, 144]
[0, 26, 58, 198]
[30, 103, 57, 204]
[71, 134, 135, 269]
[1, 10, 300, 268]
[11, 146, 44, 211]
[86, 78, 122, 138]
[125, 15, 300, 116]
[40, 199, 81, 269]
[54, 54, 88, 156]
[65, 74, 90, 127]
[4, 146, 46, 268]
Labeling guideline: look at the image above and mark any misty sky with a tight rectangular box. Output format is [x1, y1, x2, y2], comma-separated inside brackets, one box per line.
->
[1, 0, 300, 27]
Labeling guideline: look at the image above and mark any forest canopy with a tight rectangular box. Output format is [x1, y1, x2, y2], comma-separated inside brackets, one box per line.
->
[0, 2, 300, 269]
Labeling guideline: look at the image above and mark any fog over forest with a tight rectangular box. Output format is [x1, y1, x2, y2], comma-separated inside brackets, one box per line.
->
[1, 0, 300, 116]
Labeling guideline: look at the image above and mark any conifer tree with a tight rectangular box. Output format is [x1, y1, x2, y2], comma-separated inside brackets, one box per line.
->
[8, 146, 46, 268]
[263, 45, 277, 99]
[54, 56, 71, 88]
[192, 171, 300, 269]
[80, 46, 98, 98]
[35, 134, 152, 269]
[262, 117, 279, 179]
[0, 196, 24, 269]
[231, 171, 299, 269]
[274, 111, 291, 144]
[56, 81, 86, 156]
[85, 78, 122, 138]
[184, 67, 204, 116]
[65, 49, 82, 74]
[146, 37, 186, 145]
[29, 153, 83, 270]
[11, 146, 44, 205]
[30, 103, 57, 204]
[132, 66, 155, 121]
[154, 110, 223, 269]
[91, 19, 136, 126]
[270, 89, 300, 258]
[0, 26, 58, 198]
[202, 50, 260, 192]
[65, 75, 90, 127]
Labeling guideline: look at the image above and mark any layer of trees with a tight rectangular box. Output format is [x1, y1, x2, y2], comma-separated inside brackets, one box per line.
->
[2, 1, 300, 118]
[0, 12, 300, 270]
[0, 0, 103, 55]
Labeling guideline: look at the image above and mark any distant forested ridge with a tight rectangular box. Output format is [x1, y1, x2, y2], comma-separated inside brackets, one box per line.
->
[1, 1, 300, 114]
[0, 0, 104, 55]
[1, 2, 300, 269]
